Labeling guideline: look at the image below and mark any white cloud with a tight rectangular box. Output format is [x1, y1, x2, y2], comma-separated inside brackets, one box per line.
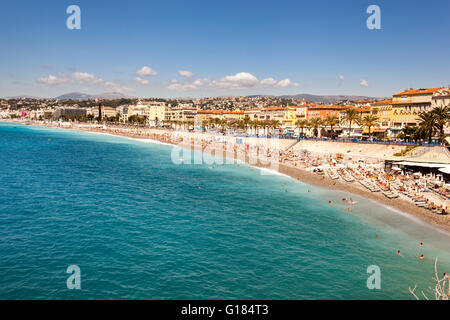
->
[192, 78, 208, 86]
[134, 77, 150, 86]
[260, 78, 278, 87]
[360, 79, 370, 87]
[167, 78, 209, 91]
[168, 72, 299, 91]
[168, 83, 198, 91]
[211, 72, 259, 90]
[177, 70, 194, 77]
[103, 81, 133, 93]
[136, 66, 158, 76]
[72, 72, 104, 84]
[36, 75, 68, 86]
[72, 71, 132, 93]
[274, 78, 299, 88]
[339, 75, 345, 81]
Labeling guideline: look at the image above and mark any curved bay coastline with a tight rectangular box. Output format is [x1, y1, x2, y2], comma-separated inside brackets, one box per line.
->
[3, 120, 450, 237]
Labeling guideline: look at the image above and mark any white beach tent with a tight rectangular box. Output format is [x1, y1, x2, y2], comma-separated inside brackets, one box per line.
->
[438, 166, 450, 175]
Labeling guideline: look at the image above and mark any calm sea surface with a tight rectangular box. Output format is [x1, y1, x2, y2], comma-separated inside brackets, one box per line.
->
[0, 122, 449, 299]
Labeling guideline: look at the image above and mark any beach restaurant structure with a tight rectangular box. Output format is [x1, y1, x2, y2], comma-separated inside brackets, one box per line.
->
[385, 158, 450, 183]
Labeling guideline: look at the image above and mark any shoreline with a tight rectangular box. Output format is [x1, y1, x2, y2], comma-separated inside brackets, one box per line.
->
[3, 120, 450, 234]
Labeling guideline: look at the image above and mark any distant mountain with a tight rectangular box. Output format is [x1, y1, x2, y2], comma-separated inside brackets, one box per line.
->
[55, 92, 131, 100]
[277, 94, 383, 103]
[56, 92, 93, 100]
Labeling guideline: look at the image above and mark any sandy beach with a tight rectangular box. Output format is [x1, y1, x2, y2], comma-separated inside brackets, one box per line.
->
[5, 120, 450, 233]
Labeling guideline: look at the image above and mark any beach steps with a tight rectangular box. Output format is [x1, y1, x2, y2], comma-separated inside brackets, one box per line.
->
[284, 139, 301, 151]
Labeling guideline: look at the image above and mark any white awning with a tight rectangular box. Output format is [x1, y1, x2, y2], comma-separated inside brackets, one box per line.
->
[439, 167, 450, 174]
[397, 161, 449, 169]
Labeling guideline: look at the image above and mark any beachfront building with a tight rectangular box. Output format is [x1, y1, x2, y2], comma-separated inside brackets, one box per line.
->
[145, 101, 167, 126]
[337, 106, 365, 138]
[292, 99, 316, 123]
[286, 106, 297, 126]
[390, 87, 441, 136]
[222, 110, 245, 122]
[53, 107, 87, 120]
[244, 109, 261, 121]
[308, 105, 347, 121]
[165, 106, 197, 123]
[432, 87, 450, 108]
[0, 109, 9, 119]
[195, 110, 224, 122]
[354, 99, 373, 108]
[258, 107, 295, 127]
[370, 99, 393, 138]
[307, 105, 350, 137]
[92, 106, 118, 120]
[295, 104, 310, 120]
[258, 107, 285, 122]
[432, 87, 450, 135]
[125, 100, 167, 126]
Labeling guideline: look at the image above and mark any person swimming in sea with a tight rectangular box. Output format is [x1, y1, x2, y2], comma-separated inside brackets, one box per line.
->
[419, 242, 423, 247]
[328, 201, 333, 205]
[377, 234, 380, 239]
[396, 250, 402, 256]
[418, 254, 424, 260]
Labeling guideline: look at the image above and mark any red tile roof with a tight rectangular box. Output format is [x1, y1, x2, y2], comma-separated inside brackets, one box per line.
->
[393, 88, 441, 97]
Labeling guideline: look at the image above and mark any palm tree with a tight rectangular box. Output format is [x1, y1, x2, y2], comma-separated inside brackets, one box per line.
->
[249, 120, 259, 136]
[295, 119, 309, 138]
[325, 115, 339, 138]
[242, 115, 251, 134]
[341, 108, 360, 138]
[308, 117, 323, 138]
[418, 111, 436, 143]
[210, 117, 221, 130]
[218, 119, 227, 133]
[261, 120, 269, 136]
[361, 114, 379, 139]
[201, 119, 209, 132]
[269, 120, 282, 136]
[431, 106, 450, 143]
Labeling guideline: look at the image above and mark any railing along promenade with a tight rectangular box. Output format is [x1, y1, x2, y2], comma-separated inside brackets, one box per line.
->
[232, 134, 444, 147]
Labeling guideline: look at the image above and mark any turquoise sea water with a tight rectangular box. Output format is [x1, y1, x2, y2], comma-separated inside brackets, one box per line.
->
[0, 122, 449, 300]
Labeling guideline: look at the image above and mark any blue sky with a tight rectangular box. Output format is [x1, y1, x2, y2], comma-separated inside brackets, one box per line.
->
[0, 0, 449, 98]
